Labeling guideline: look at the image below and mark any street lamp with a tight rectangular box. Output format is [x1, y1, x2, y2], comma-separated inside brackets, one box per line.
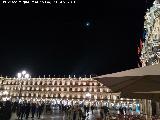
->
[17, 70, 30, 79]
[2, 91, 9, 101]
[17, 70, 30, 100]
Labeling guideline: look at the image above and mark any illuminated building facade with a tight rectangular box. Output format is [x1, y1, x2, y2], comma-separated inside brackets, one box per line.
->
[0, 76, 121, 106]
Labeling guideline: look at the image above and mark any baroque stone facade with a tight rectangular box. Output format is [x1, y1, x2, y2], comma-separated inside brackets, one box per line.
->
[0, 76, 120, 104]
[140, 0, 160, 66]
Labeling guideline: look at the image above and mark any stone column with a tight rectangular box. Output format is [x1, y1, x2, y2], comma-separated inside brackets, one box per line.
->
[144, 99, 147, 115]
[151, 100, 158, 116]
[156, 102, 160, 115]
[142, 99, 148, 120]
[140, 100, 143, 114]
[148, 100, 152, 118]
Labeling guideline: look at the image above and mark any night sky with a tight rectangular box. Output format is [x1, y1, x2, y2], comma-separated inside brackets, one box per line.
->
[0, 0, 153, 77]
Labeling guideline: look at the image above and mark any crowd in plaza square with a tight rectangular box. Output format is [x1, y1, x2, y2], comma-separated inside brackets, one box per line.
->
[0, 99, 148, 120]
[0, 99, 111, 120]
[0, 100, 45, 120]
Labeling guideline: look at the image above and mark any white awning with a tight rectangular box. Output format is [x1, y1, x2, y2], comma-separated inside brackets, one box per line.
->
[94, 64, 160, 99]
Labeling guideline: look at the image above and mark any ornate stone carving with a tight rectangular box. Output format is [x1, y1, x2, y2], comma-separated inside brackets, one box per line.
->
[140, 1, 160, 66]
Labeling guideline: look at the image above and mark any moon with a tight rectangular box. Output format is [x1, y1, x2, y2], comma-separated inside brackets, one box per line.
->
[82, 19, 94, 30]
[86, 22, 90, 27]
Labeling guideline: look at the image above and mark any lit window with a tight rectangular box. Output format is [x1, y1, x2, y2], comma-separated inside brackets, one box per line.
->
[72, 88, 75, 91]
[67, 94, 70, 98]
[89, 82, 93, 86]
[94, 82, 97, 86]
[60, 93, 64, 97]
[89, 88, 92, 92]
[56, 87, 59, 91]
[47, 82, 50, 85]
[100, 88, 103, 92]
[67, 81, 70, 85]
[32, 81, 35, 85]
[50, 94, 53, 97]
[22, 87, 25, 90]
[61, 87, 64, 91]
[77, 94, 80, 98]
[83, 82, 86, 85]
[37, 81, 40, 85]
[94, 89, 97, 92]
[72, 94, 75, 98]
[36, 87, 39, 91]
[46, 87, 49, 91]
[52, 81, 55, 85]
[94, 95, 97, 99]
[77, 88, 80, 91]
[36, 93, 38, 97]
[27, 87, 30, 90]
[67, 87, 69, 91]
[8, 81, 11, 85]
[72, 81, 75, 85]
[83, 88, 86, 91]
[23, 81, 26, 85]
[57, 81, 60, 85]
[78, 82, 81, 85]
[22, 93, 24, 96]
[62, 81, 65, 85]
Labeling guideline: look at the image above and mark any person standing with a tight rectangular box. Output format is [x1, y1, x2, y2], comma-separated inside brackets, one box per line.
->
[12, 101, 18, 113]
[37, 103, 43, 119]
[0, 101, 4, 119]
[16, 103, 21, 120]
[25, 102, 30, 119]
[100, 107, 104, 120]
[73, 107, 77, 120]
[3, 100, 12, 120]
[78, 107, 82, 120]
[67, 107, 72, 120]
[91, 105, 94, 114]
[86, 105, 89, 117]
[20, 102, 26, 120]
[83, 105, 86, 113]
[31, 103, 36, 118]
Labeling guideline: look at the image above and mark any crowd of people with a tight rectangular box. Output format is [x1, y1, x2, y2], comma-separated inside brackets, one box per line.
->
[64, 104, 96, 120]
[0, 100, 46, 120]
[15, 101, 45, 120]
[0, 99, 114, 120]
[0, 100, 12, 120]
[0, 99, 102, 120]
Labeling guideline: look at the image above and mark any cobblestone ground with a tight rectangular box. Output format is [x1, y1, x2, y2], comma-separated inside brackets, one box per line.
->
[10, 109, 100, 120]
